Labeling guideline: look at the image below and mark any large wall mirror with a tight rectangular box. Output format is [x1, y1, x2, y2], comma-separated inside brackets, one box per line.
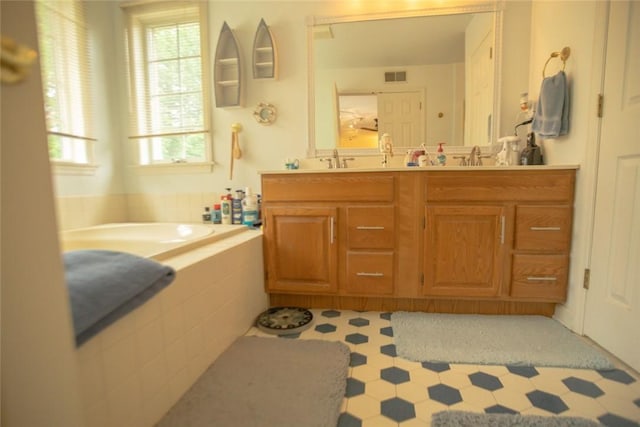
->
[308, 4, 504, 156]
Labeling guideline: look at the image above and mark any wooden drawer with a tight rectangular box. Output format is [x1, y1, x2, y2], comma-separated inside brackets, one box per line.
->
[345, 252, 394, 295]
[262, 173, 394, 202]
[515, 206, 572, 251]
[511, 254, 568, 301]
[347, 206, 394, 249]
[425, 170, 575, 202]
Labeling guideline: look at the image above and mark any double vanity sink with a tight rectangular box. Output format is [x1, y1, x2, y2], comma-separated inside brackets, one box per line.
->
[259, 163, 579, 316]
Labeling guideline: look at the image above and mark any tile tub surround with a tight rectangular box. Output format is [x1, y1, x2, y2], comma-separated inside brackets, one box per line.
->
[75, 229, 268, 427]
[247, 310, 640, 427]
[55, 192, 225, 231]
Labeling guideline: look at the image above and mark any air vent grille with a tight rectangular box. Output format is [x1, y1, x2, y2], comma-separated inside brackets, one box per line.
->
[384, 71, 407, 83]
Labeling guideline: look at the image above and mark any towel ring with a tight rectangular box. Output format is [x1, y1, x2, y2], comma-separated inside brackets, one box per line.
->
[542, 46, 571, 78]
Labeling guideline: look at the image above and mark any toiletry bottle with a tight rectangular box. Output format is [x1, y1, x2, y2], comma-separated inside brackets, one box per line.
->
[436, 143, 447, 166]
[202, 206, 211, 223]
[242, 187, 259, 227]
[232, 189, 244, 224]
[221, 195, 232, 225]
[212, 204, 222, 224]
[257, 194, 262, 220]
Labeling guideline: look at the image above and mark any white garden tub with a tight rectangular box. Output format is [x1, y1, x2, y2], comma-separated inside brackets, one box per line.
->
[61, 222, 268, 427]
[61, 222, 247, 260]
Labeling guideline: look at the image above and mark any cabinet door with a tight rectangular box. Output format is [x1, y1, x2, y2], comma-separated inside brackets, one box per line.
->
[264, 206, 338, 293]
[423, 205, 505, 297]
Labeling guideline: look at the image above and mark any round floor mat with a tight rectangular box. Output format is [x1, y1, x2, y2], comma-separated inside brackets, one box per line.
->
[256, 307, 314, 335]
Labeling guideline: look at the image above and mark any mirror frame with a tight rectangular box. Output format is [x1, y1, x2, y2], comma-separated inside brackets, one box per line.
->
[307, 3, 504, 158]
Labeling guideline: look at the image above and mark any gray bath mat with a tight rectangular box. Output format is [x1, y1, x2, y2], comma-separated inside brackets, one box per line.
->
[391, 312, 614, 369]
[156, 336, 350, 427]
[431, 411, 602, 427]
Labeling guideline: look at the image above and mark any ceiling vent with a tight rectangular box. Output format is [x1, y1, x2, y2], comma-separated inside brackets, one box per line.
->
[384, 71, 407, 83]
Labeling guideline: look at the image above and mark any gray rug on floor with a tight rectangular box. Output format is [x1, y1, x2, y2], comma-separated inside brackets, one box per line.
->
[391, 312, 614, 369]
[156, 336, 350, 427]
[431, 411, 603, 427]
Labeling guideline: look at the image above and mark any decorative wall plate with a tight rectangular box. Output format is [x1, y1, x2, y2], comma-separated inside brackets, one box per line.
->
[253, 102, 277, 125]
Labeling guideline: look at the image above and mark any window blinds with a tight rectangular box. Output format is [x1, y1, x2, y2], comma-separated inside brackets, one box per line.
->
[35, 0, 95, 144]
[123, 1, 211, 142]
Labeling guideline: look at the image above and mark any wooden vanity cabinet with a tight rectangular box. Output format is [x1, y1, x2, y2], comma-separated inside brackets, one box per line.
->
[423, 170, 575, 303]
[261, 173, 395, 296]
[262, 167, 576, 312]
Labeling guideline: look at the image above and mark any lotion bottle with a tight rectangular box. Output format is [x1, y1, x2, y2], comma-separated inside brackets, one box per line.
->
[242, 187, 259, 226]
[220, 190, 232, 225]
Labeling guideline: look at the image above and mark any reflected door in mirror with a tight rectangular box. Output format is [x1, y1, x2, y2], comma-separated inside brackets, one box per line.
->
[378, 91, 423, 147]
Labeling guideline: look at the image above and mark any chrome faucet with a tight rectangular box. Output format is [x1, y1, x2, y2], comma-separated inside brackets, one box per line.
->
[332, 149, 341, 168]
[455, 145, 491, 166]
[469, 145, 481, 166]
[320, 149, 350, 169]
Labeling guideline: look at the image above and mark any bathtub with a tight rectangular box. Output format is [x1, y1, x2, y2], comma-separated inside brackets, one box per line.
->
[61, 222, 249, 260]
[68, 222, 268, 427]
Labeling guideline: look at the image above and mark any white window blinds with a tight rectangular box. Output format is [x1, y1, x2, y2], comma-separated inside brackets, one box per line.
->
[123, 1, 211, 165]
[35, 0, 95, 164]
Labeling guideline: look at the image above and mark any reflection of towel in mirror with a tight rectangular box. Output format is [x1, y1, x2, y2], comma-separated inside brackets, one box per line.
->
[532, 71, 569, 138]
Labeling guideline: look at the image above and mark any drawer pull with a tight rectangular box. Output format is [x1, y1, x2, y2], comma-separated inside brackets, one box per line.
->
[530, 226, 561, 231]
[526, 276, 558, 282]
[356, 226, 385, 230]
[356, 272, 384, 277]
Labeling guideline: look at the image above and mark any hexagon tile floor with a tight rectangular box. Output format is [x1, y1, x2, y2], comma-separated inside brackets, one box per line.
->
[246, 309, 640, 427]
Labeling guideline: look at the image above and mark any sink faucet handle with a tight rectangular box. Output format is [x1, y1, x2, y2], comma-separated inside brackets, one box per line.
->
[477, 154, 492, 166]
[453, 155, 468, 166]
[319, 158, 334, 169]
[341, 157, 355, 168]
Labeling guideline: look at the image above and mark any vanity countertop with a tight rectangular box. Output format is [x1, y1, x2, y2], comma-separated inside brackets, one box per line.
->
[259, 165, 580, 175]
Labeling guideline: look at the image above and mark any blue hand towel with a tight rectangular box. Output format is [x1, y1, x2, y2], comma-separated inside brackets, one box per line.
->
[532, 70, 570, 138]
[63, 250, 176, 346]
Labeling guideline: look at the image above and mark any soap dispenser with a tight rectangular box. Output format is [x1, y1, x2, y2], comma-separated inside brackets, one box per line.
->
[436, 143, 446, 166]
[520, 132, 543, 165]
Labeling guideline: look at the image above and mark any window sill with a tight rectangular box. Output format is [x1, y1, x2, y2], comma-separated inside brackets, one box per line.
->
[51, 162, 99, 176]
[132, 162, 215, 174]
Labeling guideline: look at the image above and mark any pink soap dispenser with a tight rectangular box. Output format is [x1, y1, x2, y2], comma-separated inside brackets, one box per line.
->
[436, 143, 447, 166]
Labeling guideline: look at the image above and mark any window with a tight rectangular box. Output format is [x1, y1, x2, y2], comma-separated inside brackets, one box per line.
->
[35, 0, 96, 166]
[124, 1, 212, 166]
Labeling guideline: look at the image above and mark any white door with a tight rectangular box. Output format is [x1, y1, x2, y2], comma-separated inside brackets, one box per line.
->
[584, 0, 640, 371]
[377, 91, 423, 147]
[466, 29, 494, 146]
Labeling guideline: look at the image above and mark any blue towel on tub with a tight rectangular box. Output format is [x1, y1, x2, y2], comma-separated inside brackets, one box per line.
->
[532, 70, 570, 138]
[63, 250, 176, 346]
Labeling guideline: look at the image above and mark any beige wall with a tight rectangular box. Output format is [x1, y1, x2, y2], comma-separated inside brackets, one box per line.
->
[0, 2, 84, 426]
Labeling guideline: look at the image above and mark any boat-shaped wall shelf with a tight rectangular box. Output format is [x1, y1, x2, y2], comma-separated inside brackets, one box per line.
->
[252, 18, 278, 79]
[214, 21, 242, 107]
